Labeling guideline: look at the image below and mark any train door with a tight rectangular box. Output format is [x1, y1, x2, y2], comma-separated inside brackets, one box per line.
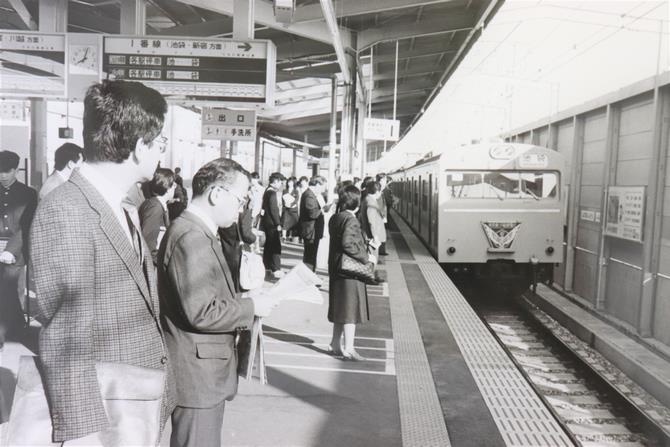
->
[432, 171, 439, 253]
[417, 175, 422, 234]
[428, 174, 433, 247]
[421, 177, 429, 243]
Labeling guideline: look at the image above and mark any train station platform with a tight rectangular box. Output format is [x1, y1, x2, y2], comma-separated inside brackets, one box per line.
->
[4, 209, 670, 446]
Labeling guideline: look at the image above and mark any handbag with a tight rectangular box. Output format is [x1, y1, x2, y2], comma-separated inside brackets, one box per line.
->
[339, 253, 377, 285]
[237, 225, 265, 291]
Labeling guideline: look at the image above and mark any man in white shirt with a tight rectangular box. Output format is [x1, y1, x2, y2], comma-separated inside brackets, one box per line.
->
[39, 143, 83, 200]
[30, 80, 174, 445]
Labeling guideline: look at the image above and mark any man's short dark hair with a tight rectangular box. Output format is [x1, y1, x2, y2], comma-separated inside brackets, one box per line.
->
[83, 80, 167, 163]
[149, 168, 175, 197]
[175, 167, 181, 174]
[339, 185, 360, 211]
[299, 176, 309, 184]
[0, 151, 20, 172]
[192, 158, 249, 198]
[54, 143, 83, 171]
[376, 173, 386, 182]
[308, 175, 326, 186]
[269, 172, 285, 184]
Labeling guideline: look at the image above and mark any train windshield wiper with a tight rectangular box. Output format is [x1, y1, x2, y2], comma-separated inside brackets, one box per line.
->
[525, 188, 541, 200]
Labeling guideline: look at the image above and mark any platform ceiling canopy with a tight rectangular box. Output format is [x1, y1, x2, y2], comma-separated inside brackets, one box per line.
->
[1, 0, 503, 158]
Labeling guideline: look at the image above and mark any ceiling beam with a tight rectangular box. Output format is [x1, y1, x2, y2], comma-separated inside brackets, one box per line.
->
[359, 44, 458, 64]
[358, 11, 475, 50]
[8, 0, 37, 30]
[294, 0, 458, 23]
[319, 0, 351, 84]
[178, 0, 353, 50]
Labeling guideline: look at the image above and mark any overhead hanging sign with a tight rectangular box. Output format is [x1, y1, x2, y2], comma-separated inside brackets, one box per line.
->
[605, 186, 645, 242]
[364, 118, 400, 141]
[0, 31, 66, 98]
[103, 36, 276, 108]
[201, 107, 256, 141]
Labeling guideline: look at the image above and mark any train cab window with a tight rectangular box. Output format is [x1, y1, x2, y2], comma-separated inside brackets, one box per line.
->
[422, 180, 428, 210]
[446, 171, 559, 200]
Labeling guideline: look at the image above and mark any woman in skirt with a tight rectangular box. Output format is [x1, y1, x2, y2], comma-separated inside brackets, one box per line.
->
[327, 184, 376, 361]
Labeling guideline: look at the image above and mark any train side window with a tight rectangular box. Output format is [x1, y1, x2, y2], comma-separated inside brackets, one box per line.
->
[446, 170, 559, 200]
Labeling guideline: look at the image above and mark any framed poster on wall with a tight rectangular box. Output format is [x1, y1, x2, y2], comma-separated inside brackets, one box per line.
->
[605, 186, 645, 242]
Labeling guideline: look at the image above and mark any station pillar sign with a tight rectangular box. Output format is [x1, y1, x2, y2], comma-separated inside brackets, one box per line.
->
[364, 118, 400, 141]
[201, 108, 256, 142]
[0, 31, 66, 98]
[103, 36, 276, 108]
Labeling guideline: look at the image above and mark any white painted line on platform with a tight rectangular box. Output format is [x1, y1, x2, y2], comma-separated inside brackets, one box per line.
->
[266, 363, 397, 376]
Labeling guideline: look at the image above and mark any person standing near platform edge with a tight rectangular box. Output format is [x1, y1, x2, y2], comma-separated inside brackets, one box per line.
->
[158, 158, 276, 447]
[328, 185, 374, 361]
[299, 175, 328, 271]
[30, 80, 173, 445]
[261, 172, 286, 278]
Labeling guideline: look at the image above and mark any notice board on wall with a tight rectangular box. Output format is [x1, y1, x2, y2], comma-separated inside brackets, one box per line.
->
[605, 186, 645, 242]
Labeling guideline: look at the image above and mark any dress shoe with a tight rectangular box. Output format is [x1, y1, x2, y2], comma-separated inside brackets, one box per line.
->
[341, 350, 365, 361]
[326, 345, 343, 356]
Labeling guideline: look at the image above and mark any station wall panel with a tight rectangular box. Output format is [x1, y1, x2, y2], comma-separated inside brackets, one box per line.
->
[604, 257, 641, 327]
[555, 120, 574, 170]
[534, 127, 549, 147]
[574, 250, 598, 304]
[604, 97, 653, 327]
[653, 276, 670, 344]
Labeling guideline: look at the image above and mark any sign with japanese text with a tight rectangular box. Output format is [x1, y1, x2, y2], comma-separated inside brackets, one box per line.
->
[201, 108, 256, 141]
[103, 36, 276, 107]
[605, 186, 645, 242]
[364, 118, 400, 141]
[0, 31, 66, 98]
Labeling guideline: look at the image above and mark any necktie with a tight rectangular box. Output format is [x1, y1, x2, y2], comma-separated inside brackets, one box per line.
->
[123, 207, 143, 263]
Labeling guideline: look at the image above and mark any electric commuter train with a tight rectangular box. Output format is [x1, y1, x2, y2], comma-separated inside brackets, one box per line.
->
[390, 143, 565, 290]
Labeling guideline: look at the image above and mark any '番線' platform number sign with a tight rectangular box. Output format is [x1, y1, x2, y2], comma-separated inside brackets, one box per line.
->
[103, 36, 276, 108]
[0, 31, 66, 98]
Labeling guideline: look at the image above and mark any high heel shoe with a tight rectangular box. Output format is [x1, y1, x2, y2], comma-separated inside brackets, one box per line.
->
[341, 350, 365, 361]
[326, 345, 343, 356]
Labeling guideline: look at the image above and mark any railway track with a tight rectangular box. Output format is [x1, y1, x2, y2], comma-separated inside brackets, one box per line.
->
[465, 288, 670, 447]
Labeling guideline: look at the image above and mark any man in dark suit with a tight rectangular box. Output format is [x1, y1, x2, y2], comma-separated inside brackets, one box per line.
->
[158, 158, 275, 447]
[168, 166, 188, 220]
[30, 80, 173, 445]
[139, 168, 176, 265]
[299, 175, 327, 271]
[0, 150, 37, 347]
[39, 143, 83, 200]
[260, 172, 285, 278]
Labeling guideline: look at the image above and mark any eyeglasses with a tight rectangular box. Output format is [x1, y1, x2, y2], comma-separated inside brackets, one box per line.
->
[152, 135, 168, 154]
[213, 185, 247, 209]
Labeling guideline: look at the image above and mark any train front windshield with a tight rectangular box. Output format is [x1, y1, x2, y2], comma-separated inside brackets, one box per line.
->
[446, 171, 559, 200]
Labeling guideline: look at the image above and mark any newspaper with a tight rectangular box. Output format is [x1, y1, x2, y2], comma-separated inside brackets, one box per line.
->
[238, 263, 324, 383]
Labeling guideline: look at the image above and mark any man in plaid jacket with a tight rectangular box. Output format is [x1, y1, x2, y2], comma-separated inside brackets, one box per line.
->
[30, 80, 174, 444]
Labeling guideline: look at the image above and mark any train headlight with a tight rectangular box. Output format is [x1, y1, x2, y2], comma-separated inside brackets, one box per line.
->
[546, 246, 554, 255]
[447, 246, 456, 255]
[530, 255, 539, 265]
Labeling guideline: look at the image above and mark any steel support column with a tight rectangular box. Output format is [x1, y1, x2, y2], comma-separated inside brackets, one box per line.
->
[30, 0, 67, 189]
[595, 105, 621, 310]
[233, 0, 255, 163]
[328, 76, 338, 199]
[564, 116, 585, 292]
[120, 0, 146, 34]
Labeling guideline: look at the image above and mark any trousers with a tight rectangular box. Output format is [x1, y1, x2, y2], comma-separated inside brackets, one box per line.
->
[262, 229, 282, 272]
[170, 401, 226, 447]
[302, 239, 320, 272]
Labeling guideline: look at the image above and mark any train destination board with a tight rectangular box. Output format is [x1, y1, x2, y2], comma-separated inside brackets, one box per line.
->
[0, 31, 66, 98]
[103, 36, 276, 107]
[201, 108, 256, 142]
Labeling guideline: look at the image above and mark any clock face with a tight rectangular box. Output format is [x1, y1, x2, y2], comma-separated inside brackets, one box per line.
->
[69, 44, 98, 74]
